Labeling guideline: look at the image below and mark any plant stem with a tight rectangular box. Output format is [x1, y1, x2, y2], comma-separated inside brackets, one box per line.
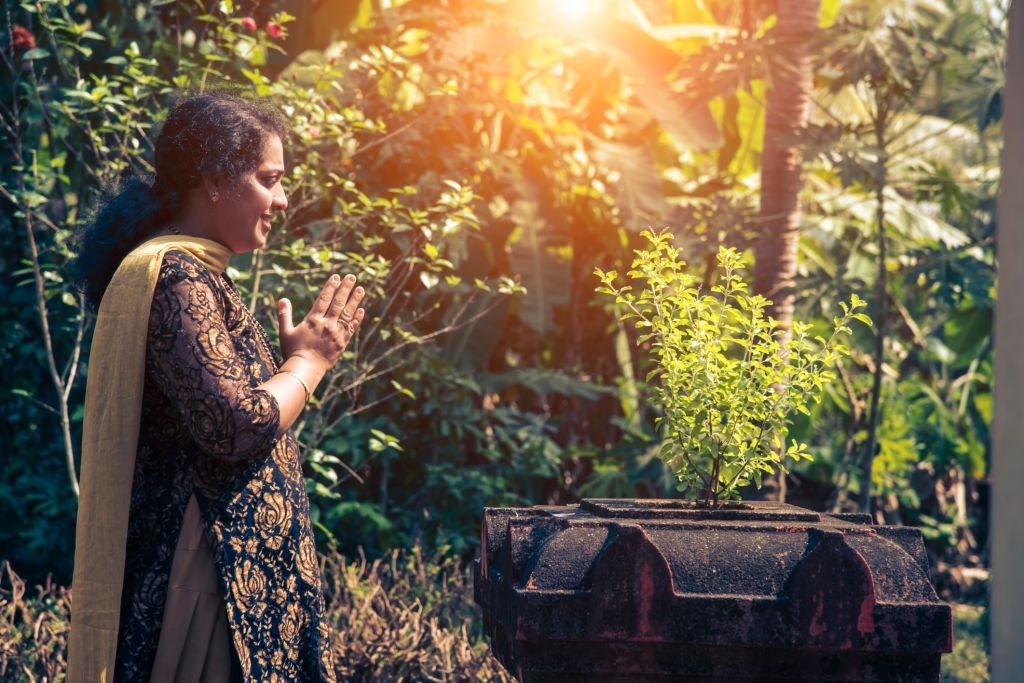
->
[22, 177, 81, 498]
[859, 112, 890, 514]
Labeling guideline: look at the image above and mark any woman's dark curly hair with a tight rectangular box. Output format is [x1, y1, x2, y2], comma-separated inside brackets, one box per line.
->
[71, 93, 288, 310]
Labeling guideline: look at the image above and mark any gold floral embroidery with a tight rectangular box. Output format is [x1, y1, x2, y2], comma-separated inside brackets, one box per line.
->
[116, 251, 336, 681]
[255, 491, 292, 531]
[297, 536, 320, 587]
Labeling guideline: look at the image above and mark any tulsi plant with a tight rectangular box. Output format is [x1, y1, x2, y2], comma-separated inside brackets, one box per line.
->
[596, 230, 871, 506]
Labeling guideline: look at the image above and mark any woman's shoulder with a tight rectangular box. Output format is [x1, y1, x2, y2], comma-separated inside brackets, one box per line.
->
[159, 249, 221, 288]
[151, 250, 230, 319]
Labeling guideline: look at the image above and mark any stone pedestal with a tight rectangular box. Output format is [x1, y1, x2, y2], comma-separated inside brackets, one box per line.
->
[473, 499, 952, 682]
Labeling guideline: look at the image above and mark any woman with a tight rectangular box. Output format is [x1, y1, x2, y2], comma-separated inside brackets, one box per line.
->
[67, 93, 363, 682]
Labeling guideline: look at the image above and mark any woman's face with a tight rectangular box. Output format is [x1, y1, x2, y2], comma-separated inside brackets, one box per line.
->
[212, 134, 287, 253]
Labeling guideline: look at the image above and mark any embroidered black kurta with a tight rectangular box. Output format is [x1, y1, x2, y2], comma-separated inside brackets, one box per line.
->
[115, 250, 335, 681]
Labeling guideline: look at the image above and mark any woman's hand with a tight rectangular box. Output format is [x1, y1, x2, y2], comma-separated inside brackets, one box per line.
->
[277, 274, 366, 376]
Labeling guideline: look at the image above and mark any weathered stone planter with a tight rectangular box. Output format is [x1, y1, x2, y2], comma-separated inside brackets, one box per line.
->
[474, 499, 952, 682]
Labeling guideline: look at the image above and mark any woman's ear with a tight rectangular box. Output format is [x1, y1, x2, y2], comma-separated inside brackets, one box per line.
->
[201, 173, 224, 204]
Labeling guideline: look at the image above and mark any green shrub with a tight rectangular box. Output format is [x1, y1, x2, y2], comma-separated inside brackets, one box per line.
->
[0, 0, 527, 577]
[942, 601, 990, 683]
[597, 230, 870, 505]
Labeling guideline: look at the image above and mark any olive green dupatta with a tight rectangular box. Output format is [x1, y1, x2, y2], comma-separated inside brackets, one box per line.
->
[68, 236, 231, 683]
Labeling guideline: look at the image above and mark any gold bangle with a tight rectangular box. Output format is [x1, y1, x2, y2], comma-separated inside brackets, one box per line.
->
[280, 371, 312, 403]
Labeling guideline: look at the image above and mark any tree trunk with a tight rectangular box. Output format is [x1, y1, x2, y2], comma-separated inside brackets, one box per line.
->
[753, 0, 817, 328]
[752, 0, 819, 502]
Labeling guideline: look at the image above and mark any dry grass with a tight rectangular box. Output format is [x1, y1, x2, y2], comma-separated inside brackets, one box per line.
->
[0, 562, 69, 682]
[321, 547, 512, 682]
[0, 548, 512, 683]
[3, 550, 989, 683]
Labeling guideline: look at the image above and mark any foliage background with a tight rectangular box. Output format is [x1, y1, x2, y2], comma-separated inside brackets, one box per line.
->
[0, 0, 999, 623]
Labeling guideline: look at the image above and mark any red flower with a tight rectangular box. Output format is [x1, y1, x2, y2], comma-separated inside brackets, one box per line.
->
[240, 16, 257, 31]
[12, 25, 36, 52]
[266, 21, 282, 39]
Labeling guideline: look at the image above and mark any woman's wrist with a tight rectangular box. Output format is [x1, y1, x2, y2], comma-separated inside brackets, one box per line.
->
[278, 370, 311, 403]
[276, 356, 326, 403]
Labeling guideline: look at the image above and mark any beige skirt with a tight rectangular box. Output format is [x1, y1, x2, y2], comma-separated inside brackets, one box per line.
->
[149, 496, 236, 682]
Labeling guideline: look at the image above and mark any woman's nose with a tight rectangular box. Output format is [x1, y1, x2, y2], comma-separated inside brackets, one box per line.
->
[272, 185, 288, 211]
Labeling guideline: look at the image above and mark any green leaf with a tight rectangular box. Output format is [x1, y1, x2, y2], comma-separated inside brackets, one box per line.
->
[21, 48, 51, 61]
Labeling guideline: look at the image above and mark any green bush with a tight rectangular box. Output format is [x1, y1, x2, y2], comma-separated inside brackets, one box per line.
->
[0, 0, 531, 577]
[942, 601, 990, 683]
[597, 230, 870, 504]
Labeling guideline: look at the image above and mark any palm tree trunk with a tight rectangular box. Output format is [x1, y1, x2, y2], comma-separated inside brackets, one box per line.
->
[753, 0, 818, 329]
[751, 0, 819, 502]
